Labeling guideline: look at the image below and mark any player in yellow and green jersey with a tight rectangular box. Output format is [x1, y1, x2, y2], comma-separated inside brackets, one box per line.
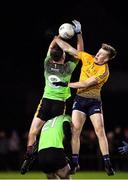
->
[38, 114, 72, 179]
[21, 114, 72, 179]
[26, 20, 84, 153]
[53, 21, 117, 176]
[21, 20, 83, 178]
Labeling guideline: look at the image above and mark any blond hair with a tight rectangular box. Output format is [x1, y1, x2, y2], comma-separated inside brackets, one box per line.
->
[102, 43, 117, 59]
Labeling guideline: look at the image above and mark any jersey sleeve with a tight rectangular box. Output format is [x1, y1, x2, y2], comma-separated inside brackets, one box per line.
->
[44, 51, 51, 66]
[70, 57, 79, 65]
[77, 51, 94, 65]
[66, 58, 79, 73]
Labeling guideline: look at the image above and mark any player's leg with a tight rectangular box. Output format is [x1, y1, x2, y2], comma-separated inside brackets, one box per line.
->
[27, 116, 44, 146]
[27, 97, 49, 146]
[90, 113, 115, 175]
[46, 173, 59, 179]
[72, 110, 86, 153]
[27, 97, 64, 146]
[20, 116, 43, 174]
[71, 110, 86, 171]
[56, 164, 71, 179]
[90, 113, 108, 155]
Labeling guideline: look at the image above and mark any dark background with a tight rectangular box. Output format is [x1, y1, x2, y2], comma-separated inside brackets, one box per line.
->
[0, 0, 128, 133]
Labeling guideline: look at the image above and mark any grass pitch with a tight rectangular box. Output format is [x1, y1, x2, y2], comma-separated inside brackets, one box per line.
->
[0, 171, 127, 179]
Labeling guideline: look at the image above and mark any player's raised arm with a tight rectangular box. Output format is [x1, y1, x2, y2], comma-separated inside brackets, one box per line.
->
[47, 37, 58, 56]
[76, 33, 84, 51]
[72, 20, 84, 51]
[54, 20, 84, 58]
[54, 36, 79, 58]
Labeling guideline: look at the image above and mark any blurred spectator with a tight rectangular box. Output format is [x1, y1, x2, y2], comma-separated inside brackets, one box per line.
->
[123, 128, 128, 139]
[107, 131, 115, 154]
[80, 129, 99, 170]
[0, 130, 9, 170]
[8, 130, 21, 170]
[0, 126, 128, 171]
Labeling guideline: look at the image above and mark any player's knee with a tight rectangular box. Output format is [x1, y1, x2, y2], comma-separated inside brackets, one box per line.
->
[71, 122, 82, 142]
[95, 126, 105, 137]
[72, 124, 82, 136]
[56, 164, 70, 179]
[57, 171, 70, 179]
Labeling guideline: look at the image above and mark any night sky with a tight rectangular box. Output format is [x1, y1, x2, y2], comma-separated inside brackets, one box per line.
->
[0, 1, 128, 133]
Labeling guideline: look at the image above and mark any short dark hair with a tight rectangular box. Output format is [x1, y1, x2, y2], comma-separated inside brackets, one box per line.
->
[102, 43, 117, 59]
[50, 46, 63, 62]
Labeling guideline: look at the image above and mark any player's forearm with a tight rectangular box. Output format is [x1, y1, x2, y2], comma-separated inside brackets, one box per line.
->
[55, 38, 70, 51]
[68, 81, 87, 88]
[68, 77, 98, 89]
[77, 33, 84, 51]
[27, 133, 37, 147]
[55, 37, 78, 57]
[49, 38, 57, 49]
[47, 39, 57, 55]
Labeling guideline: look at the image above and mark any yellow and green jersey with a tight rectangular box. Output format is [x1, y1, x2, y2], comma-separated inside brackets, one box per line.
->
[38, 115, 71, 151]
[77, 51, 109, 99]
[43, 55, 78, 101]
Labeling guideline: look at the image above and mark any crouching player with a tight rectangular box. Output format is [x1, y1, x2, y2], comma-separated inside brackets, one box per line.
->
[21, 114, 73, 179]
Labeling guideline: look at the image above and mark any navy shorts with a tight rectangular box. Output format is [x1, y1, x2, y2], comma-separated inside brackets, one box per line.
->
[38, 148, 68, 173]
[72, 95, 102, 116]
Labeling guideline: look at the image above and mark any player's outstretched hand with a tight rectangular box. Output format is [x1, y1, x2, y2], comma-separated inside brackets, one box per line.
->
[53, 81, 68, 87]
[118, 141, 128, 155]
[72, 20, 82, 34]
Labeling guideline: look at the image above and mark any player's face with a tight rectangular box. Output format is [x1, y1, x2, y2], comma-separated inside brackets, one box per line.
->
[94, 48, 109, 65]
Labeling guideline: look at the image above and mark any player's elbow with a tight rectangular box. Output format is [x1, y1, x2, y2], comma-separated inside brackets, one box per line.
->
[82, 77, 98, 88]
[88, 77, 98, 85]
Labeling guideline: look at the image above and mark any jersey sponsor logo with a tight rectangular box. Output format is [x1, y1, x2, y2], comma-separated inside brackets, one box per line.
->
[48, 75, 61, 88]
[72, 101, 77, 109]
[50, 67, 60, 72]
[94, 108, 101, 112]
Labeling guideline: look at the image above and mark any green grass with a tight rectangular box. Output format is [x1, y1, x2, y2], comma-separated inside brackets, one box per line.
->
[0, 171, 128, 179]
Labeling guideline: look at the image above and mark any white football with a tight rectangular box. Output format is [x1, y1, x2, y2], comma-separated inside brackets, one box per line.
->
[59, 23, 75, 40]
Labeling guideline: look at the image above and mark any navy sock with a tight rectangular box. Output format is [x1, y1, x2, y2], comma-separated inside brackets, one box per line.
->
[72, 154, 79, 165]
[103, 154, 111, 164]
[103, 154, 110, 160]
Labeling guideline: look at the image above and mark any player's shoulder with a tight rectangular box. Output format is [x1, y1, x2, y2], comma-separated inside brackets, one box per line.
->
[98, 64, 109, 78]
[102, 64, 109, 73]
[44, 54, 51, 63]
[63, 115, 71, 122]
[78, 51, 93, 61]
